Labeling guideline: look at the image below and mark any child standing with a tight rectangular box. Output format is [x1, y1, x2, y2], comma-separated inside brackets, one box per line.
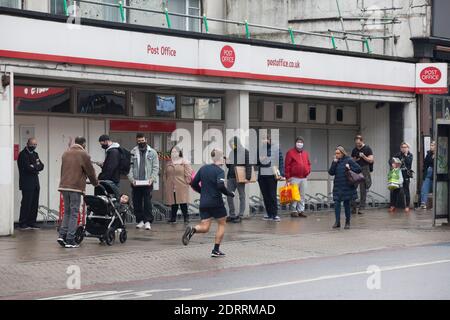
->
[388, 157, 404, 212]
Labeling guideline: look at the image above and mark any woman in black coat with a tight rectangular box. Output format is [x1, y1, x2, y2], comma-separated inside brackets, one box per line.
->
[328, 146, 361, 229]
[389, 142, 414, 212]
[420, 141, 435, 209]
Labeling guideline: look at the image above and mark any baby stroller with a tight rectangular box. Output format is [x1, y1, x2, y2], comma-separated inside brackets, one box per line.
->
[75, 180, 128, 246]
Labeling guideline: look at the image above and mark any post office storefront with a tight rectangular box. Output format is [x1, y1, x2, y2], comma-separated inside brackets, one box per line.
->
[0, 9, 443, 235]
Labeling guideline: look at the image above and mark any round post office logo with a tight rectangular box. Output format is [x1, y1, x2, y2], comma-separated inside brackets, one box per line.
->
[420, 67, 441, 84]
[220, 45, 235, 68]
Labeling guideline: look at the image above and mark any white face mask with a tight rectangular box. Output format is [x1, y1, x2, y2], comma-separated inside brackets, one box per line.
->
[296, 143, 304, 149]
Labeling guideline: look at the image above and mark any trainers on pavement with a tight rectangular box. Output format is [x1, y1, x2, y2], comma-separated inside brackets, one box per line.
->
[231, 216, 242, 223]
[144, 222, 151, 230]
[211, 249, 226, 258]
[65, 241, 79, 248]
[136, 221, 145, 229]
[28, 224, 41, 230]
[298, 212, 307, 218]
[273, 216, 281, 222]
[57, 237, 66, 247]
[182, 226, 195, 246]
[262, 216, 272, 221]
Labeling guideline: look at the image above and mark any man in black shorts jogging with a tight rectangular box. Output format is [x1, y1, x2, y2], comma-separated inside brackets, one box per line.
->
[182, 148, 235, 257]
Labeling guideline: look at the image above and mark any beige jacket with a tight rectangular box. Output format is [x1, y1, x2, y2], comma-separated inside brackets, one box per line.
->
[163, 160, 193, 205]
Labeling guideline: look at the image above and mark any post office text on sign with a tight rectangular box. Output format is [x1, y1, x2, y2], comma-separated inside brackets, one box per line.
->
[147, 45, 177, 56]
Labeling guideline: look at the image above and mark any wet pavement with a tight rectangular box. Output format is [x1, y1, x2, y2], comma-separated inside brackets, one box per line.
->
[0, 208, 449, 299]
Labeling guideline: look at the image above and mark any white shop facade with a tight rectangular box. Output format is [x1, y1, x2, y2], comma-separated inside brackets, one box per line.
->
[0, 9, 447, 235]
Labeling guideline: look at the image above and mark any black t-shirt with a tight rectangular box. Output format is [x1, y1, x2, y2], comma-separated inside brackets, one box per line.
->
[192, 164, 226, 208]
[351, 145, 373, 167]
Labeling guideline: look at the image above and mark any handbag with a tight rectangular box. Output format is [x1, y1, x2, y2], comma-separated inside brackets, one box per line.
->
[345, 168, 365, 186]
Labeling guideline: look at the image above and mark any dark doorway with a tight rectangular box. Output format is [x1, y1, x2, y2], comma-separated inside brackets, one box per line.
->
[390, 103, 404, 157]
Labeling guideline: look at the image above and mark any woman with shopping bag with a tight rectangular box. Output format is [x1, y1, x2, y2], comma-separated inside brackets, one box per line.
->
[328, 146, 361, 229]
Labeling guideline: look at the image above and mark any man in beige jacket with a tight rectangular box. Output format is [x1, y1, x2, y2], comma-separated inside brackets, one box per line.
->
[57, 136, 98, 248]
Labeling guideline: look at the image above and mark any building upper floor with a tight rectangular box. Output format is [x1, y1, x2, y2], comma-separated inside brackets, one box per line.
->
[1, 0, 449, 58]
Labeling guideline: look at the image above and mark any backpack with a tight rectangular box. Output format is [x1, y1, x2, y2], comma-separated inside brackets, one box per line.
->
[117, 147, 131, 175]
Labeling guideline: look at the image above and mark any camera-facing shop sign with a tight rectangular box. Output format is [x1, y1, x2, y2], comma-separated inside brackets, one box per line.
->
[415, 63, 448, 94]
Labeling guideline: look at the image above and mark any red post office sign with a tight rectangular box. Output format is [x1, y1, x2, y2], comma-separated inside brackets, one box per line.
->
[415, 63, 448, 94]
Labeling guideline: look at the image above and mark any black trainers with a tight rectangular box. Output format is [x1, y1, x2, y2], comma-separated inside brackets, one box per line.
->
[226, 216, 235, 223]
[211, 249, 226, 258]
[57, 237, 66, 247]
[231, 216, 242, 223]
[64, 241, 79, 248]
[19, 225, 31, 230]
[167, 219, 177, 224]
[182, 226, 195, 246]
[344, 221, 351, 229]
[332, 222, 341, 229]
[28, 224, 41, 230]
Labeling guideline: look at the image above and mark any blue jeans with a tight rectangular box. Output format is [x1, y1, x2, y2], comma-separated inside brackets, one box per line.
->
[335, 199, 351, 224]
[420, 167, 433, 205]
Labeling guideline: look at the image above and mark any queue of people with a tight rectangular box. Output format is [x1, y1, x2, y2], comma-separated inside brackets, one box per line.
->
[16, 130, 437, 254]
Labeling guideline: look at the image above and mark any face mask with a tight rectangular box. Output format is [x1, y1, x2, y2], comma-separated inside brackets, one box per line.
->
[101, 144, 108, 150]
[138, 142, 147, 149]
[28, 146, 36, 152]
[296, 143, 304, 149]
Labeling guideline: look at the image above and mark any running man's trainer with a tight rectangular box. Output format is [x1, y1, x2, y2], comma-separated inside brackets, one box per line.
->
[182, 149, 235, 258]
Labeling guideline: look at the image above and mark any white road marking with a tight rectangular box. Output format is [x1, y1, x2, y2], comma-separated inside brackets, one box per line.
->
[40, 288, 192, 300]
[173, 259, 450, 300]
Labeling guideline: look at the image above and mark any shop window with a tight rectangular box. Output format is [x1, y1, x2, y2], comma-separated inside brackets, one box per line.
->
[309, 106, 317, 121]
[336, 108, 344, 122]
[50, 0, 65, 14]
[249, 101, 259, 120]
[155, 95, 176, 117]
[275, 104, 283, 119]
[168, 0, 200, 32]
[181, 96, 222, 120]
[77, 89, 126, 115]
[0, 0, 21, 8]
[131, 92, 176, 118]
[297, 128, 328, 171]
[14, 85, 71, 113]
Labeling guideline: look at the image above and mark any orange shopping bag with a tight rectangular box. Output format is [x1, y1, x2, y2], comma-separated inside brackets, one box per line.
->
[279, 184, 300, 205]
